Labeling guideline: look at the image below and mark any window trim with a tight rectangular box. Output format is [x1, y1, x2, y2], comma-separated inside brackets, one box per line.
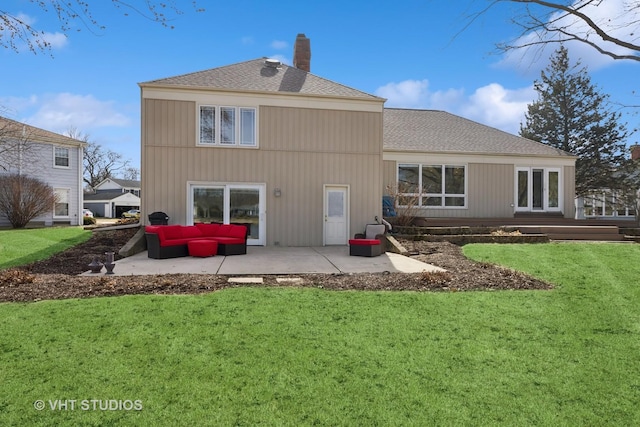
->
[397, 163, 468, 209]
[197, 105, 258, 148]
[53, 146, 70, 168]
[514, 167, 563, 212]
[187, 181, 266, 245]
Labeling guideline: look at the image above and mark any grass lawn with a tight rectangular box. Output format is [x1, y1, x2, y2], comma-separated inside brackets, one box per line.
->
[0, 227, 91, 270]
[1, 243, 639, 425]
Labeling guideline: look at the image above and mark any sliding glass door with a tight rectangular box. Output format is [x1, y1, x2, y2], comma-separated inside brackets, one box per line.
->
[190, 183, 265, 245]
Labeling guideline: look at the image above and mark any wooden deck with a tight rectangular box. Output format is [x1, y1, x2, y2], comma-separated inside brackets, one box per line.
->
[401, 216, 639, 242]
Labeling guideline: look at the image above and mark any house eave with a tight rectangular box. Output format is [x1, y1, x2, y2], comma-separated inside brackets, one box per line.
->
[383, 149, 577, 166]
[139, 82, 386, 105]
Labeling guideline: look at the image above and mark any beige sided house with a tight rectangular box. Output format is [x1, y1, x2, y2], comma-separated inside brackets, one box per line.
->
[139, 34, 576, 247]
[139, 35, 384, 247]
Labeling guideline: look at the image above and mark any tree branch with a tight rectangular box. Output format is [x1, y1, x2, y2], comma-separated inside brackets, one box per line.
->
[485, 0, 640, 62]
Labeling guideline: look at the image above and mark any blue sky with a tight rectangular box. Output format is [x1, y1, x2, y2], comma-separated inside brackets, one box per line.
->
[2, 0, 638, 172]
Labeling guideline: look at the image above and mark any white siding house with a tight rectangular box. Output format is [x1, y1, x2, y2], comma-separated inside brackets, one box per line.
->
[0, 117, 86, 227]
[84, 178, 141, 218]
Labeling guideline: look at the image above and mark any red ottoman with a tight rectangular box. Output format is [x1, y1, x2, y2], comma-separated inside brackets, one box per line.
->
[349, 239, 382, 257]
[187, 239, 218, 257]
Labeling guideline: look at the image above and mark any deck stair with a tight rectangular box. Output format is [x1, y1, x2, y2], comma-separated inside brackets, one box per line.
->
[398, 217, 640, 242]
[515, 225, 624, 241]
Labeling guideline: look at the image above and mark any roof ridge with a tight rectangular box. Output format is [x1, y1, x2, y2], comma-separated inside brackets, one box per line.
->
[139, 58, 263, 85]
[139, 58, 383, 100]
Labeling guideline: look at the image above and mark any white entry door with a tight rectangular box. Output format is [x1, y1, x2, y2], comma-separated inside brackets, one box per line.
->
[324, 185, 349, 245]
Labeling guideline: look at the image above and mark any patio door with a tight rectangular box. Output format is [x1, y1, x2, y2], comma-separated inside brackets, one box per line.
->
[324, 185, 349, 245]
[516, 168, 561, 212]
[190, 183, 265, 245]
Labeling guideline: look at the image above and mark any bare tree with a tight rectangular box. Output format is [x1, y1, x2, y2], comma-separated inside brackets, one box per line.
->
[385, 183, 423, 227]
[121, 166, 140, 181]
[1, 1, 204, 55]
[0, 116, 36, 174]
[0, 174, 58, 228]
[466, 0, 640, 62]
[82, 141, 131, 191]
[65, 127, 137, 190]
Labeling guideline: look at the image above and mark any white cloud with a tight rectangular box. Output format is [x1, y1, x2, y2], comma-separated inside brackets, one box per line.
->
[241, 36, 254, 45]
[498, 0, 640, 72]
[270, 40, 288, 50]
[375, 79, 466, 111]
[375, 79, 535, 135]
[460, 84, 535, 134]
[18, 93, 131, 134]
[375, 79, 432, 108]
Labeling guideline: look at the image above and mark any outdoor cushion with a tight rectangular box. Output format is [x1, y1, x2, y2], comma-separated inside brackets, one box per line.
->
[217, 224, 246, 238]
[364, 224, 386, 239]
[349, 239, 381, 246]
[161, 225, 185, 240]
[181, 226, 205, 239]
[145, 225, 162, 234]
[195, 223, 221, 237]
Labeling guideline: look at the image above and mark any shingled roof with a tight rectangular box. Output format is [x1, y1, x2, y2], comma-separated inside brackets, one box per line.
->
[0, 116, 85, 147]
[383, 108, 574, 158]
[140, 58, 382, 101]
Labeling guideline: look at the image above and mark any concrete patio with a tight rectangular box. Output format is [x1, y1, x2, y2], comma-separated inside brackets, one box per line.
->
[84, 246, 443, 276]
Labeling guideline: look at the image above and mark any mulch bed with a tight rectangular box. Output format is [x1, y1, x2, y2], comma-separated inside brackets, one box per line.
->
[0, 227, 552, 303]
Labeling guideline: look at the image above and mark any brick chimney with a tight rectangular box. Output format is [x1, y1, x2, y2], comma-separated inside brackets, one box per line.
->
[631, 144, 640, 161]
[293, 33, 311, 72]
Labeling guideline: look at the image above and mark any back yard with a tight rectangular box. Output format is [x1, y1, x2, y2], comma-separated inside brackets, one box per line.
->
[0, 231, 639, 425]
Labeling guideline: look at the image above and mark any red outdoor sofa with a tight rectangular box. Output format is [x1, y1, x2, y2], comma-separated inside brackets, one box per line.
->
[145, 223, 248, 259]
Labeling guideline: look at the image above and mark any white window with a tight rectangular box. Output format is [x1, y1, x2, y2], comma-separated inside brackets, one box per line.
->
[54, 188, 70, 217]
[397, 164, 467, 208]
[54, 147, 70, 168]
[199, 105, 257, 147]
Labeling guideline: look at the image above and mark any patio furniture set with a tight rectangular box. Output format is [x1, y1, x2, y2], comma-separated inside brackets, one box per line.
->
[145, 223, 249, 259]
[145, 222, 387, 259]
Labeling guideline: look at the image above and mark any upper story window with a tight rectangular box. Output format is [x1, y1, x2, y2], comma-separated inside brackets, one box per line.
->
[54, 147, 70, 168]
[199, 105, 257, 147]
[397, 163, 467, 208]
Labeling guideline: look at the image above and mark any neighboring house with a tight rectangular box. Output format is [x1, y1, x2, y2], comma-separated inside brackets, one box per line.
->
[0, 116, 85, 227]
[138, 34, 576, 247]
[94, 178, 141, 197]
[84, 178, 141, 218]
[576, 144, 640, 220]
